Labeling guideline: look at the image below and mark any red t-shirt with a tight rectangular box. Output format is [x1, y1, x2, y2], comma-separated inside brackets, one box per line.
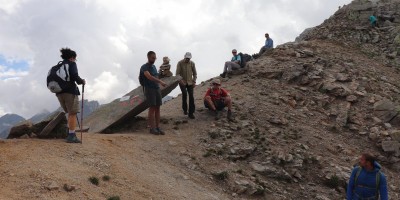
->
[205, 88, 229, 101]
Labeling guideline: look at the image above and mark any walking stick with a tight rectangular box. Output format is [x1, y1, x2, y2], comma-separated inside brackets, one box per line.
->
[80, 84, 85, 144]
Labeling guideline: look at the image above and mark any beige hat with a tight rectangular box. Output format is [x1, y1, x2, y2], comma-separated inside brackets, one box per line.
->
[184, 52, 192, 59]
[211, 78, 221, 85]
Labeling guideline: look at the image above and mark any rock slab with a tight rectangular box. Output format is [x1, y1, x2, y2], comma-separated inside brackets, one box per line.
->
[85, 76, 182, 133]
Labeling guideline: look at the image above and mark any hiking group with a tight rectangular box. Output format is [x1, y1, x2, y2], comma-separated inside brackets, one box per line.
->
[46, 34, 390, 199]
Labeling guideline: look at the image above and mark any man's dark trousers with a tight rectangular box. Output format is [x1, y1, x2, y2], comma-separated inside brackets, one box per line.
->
[179, 84, 195, 115]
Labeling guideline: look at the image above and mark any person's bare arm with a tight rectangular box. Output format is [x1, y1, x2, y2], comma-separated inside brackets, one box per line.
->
[144, 71, 166, 87]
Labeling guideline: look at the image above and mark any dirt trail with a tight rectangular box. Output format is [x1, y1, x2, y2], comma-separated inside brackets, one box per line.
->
[0, 90, 231, 200]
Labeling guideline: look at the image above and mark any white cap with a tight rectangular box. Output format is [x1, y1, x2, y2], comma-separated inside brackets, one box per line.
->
[211, 78, 221, 85]
[184, 52, 192, 59]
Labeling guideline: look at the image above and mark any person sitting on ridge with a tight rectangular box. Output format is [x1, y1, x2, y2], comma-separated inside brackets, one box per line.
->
[159, 56, 173, 78]
[369, 14, 377, 28]
[204, 78, 233, 121]
[259, 33, 274, 55]
[220, 49, 241, 78]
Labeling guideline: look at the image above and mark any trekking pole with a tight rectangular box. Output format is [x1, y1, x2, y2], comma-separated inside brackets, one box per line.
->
[80, 84, 85, 144]
[76, 115, 81, 130]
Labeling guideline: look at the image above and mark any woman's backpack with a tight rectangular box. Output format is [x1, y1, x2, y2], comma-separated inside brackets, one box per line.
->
[46, 61, 72, 93]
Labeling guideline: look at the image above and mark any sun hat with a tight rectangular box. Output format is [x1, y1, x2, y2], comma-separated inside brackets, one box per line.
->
[211, 78, 221, 85]
[184, 52, 192, 59]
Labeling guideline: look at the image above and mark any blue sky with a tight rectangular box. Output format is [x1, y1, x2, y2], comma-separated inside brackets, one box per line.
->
[0, 55, 30, 80]
[0, 55, 29, 70]
[0, 0, 353, 118]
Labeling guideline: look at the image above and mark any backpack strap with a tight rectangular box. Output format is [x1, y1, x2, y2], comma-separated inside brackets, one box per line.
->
[354, 166, 362, 188]
[354, 166, 382, 199]
[375, 170, 381, 199]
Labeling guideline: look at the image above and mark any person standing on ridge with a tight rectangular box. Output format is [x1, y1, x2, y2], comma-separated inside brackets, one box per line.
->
[140, 51, 167, 135]
[220, 49, 241, 78]
[259, 33, 274, 55]
[176, 52, 197, 119]
[56, 48, 86, 143]
[346, 153, 388, 200]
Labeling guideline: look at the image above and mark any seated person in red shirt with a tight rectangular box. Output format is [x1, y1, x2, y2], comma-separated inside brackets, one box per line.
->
[204, 78, 233, 120]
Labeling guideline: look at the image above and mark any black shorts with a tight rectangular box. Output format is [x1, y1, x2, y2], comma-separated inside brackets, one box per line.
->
[204, 99, 225, 111]
[145, 87, 162, 107]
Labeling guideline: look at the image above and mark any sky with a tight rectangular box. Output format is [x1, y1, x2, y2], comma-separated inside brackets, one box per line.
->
[0, 0, 353, 118]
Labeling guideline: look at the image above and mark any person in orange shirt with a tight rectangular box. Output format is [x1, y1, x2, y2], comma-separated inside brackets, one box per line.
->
[203, 78, 233, 120]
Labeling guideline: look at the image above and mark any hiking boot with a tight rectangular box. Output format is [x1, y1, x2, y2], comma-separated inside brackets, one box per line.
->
[66, 133, 81, 143]
[156, 128, 165, 135]
[189, 114, 195, 119]
[227, 110, 233, 121]
[150, 128, 160, 135]
[220, 72, 226, 78]
[184, 111, 188, 115]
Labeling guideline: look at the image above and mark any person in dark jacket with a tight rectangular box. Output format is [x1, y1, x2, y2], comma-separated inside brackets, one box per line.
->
[56, 48, 86, 143]
[347, 153, 388, 200]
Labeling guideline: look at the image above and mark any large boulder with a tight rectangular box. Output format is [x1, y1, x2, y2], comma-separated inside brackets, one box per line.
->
[374, 99, 398, 123]
[7, 121, 33, 139]
[85, 76, 182, 133]
[37, 111, 67, 138]
[320, 82, 352, 97]
[6, 111, 68, 139]
[394, 34, 400, 46]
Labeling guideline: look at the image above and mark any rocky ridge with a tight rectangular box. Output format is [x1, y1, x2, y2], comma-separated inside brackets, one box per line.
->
[177, 1, 400, 198]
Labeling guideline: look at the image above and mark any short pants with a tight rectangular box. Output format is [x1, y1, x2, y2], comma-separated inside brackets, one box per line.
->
[145, 87, 162, 107]
[57, 93, 80, 114]
[204, 99, 225, 111]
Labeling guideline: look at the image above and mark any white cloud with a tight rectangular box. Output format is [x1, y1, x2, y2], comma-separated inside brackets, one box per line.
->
[0, 0, 353, 118]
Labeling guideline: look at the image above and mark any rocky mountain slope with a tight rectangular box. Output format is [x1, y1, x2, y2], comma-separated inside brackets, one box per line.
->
[1, 0, 400, 199]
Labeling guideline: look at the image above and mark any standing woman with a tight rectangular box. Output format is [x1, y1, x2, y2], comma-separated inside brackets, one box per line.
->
[56, 48, 86, 143]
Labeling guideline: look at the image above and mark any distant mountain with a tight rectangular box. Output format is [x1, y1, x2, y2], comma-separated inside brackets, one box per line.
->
[29, 110, 51, 124]
[77, 100, 100, 120]
[0, 114, 25, 139]
[31, 100, 100, 122]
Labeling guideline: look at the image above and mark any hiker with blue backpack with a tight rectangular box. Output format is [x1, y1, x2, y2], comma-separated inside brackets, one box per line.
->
[47, 48, 86, 143]
[139, 51, 167, 135]
[369, 14, 377, 28]
[346, 153, 388, 200]
[220, 49, 241, 78]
